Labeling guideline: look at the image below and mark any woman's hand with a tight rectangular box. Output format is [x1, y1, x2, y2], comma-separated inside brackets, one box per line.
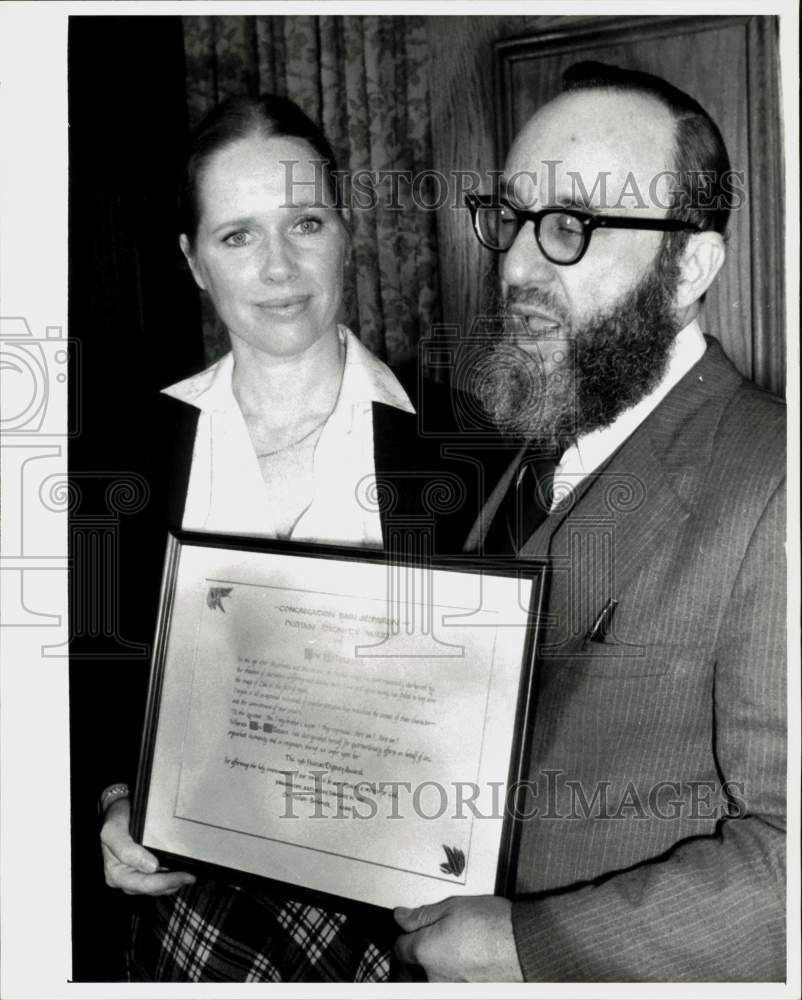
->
[100, 797, 196, 896]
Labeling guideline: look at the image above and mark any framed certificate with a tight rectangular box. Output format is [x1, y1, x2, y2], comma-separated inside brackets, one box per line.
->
[132, 530, 547, 911]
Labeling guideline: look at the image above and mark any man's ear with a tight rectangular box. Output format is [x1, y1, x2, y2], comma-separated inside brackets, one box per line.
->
[179, 233, 206, 292]
[674, 230, 726, 311]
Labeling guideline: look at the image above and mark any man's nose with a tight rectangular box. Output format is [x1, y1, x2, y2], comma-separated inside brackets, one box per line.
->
[259, 233, 297, 284]
[501, 221, 553, 288]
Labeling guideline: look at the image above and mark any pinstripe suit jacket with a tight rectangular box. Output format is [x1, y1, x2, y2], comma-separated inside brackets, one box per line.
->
[469, 341, 786, 981]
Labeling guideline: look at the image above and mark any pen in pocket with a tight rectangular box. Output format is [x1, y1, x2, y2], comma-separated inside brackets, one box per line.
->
[585, 598, 618, 643]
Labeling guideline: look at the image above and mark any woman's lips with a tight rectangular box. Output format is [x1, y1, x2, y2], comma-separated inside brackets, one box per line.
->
[256, 294, 311, 317]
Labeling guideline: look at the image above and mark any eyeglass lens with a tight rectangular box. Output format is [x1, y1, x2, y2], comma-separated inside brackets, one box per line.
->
[476, 203, 519, 250]
[476, 204, 586, 262]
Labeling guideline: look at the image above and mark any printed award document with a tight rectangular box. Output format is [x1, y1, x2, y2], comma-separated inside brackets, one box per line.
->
[134, 531, 546, 910]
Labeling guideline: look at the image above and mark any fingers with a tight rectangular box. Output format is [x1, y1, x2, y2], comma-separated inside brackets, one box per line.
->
[393, 897, 451, 932]
[101, 816, 160, 874]
[117, 868, 196, 897]
[393, 898, 453, 966]
[394, 928, 420, 967]
[117, 840, 159, 875]
[101, 843, 195, 895]
[99, 797, 195, 896]
[394, 902, 450, 968]
[395, 926, 456, 974]
[111, 838, 160, 874]
[395, 896, 519, 982]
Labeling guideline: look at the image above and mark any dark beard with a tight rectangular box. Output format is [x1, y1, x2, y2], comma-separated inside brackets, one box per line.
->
[474, 243, 684, 446]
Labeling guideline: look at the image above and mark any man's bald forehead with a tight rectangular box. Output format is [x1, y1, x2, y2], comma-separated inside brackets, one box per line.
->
[516, 88, 675, 164]
[505, 88, 677, 212]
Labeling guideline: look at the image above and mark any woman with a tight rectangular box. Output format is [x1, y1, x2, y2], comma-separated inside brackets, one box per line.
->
[97, 94, 475, 982]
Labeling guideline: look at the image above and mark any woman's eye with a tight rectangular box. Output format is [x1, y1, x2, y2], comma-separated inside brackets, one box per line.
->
[223, 231, 251, 248]
[294, 215, 323, 235]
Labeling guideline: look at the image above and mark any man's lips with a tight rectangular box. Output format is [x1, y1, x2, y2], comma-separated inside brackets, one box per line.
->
[506, 306, 562, 337]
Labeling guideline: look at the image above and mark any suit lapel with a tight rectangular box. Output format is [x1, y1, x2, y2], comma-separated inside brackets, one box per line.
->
[524, 341, 739, 545]
[462, 442, 527, 552]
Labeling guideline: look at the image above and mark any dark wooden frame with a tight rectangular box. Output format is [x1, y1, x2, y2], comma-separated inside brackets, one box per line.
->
[494, 14, 785, 396]
[132, 529, 548, 911]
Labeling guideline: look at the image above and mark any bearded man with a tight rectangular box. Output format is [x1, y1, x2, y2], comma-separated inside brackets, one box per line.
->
[393, 63, 786, 983]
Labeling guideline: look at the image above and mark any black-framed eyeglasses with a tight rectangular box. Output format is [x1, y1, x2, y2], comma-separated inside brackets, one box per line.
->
[464, 193, 701, 265]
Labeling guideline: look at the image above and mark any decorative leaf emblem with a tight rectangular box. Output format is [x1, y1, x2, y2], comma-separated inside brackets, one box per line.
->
[439, 845, 465, 877]
[207, 586, 233, 613]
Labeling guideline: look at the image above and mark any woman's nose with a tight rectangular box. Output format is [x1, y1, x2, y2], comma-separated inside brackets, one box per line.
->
[501, 221, 553, 290]
[258, 233, 298, 284]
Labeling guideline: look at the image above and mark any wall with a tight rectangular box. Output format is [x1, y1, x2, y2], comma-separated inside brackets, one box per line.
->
[426, 15, 596, 337]
[424, 15, 785, 396]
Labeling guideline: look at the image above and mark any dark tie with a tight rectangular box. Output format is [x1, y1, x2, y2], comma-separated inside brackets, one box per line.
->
[483, 450, 559, 555]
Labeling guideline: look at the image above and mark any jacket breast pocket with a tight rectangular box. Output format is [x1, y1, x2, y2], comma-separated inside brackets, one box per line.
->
[559, 640, 671, 678]
[542, 632, 669, 677]
[541, 607, 679, 678]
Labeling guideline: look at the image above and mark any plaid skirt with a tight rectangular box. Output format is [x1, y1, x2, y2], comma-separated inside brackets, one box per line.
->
[128, 878, 402, 982]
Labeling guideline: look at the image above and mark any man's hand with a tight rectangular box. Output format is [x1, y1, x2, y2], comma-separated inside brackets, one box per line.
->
[393, 895, 523, 982]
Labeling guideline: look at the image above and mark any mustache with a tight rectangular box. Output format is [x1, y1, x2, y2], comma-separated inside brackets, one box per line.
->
[500, 286, 573, 337]
[502, 286, 568, 324]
